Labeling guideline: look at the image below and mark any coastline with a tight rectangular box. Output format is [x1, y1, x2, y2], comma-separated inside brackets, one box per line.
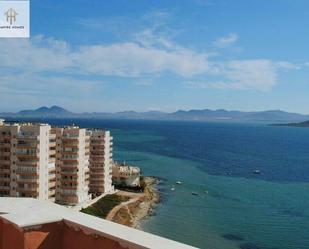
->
[106, 176, 160, 229]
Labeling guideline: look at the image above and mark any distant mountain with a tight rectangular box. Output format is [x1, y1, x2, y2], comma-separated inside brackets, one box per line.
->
[1, 106, 308, 122]
[11, 106, 73, 118]
[167, 109, 309, 122]
[244, 110, 308, 122]
[168, 109, 244, 120]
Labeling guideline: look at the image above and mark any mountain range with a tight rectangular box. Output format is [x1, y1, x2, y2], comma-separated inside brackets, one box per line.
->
[1, 105, 309, 123]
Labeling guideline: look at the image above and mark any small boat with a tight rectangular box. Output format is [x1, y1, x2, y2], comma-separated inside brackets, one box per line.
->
[176, 181, 182, 185]
[253, 169, 261, 175]
[171, 187, 175, 191]
[191, 192, 199, 196]
[204, 190, 209, 194]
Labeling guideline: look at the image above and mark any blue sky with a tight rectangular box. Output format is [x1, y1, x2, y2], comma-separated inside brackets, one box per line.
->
[1, 0, 309, 113]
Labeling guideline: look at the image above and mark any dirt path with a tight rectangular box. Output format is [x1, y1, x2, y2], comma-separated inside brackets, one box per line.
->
[106, 196, 142, 220]
[105, 177, 160, 229]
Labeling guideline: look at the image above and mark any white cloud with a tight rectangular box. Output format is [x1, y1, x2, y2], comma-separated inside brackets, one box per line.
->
[222, 59, 277, 91]
[0, 35, 210, 77]
[187, 60, 279, 91]
[213, 33, 238, 48]
[275, 61, 301, 70]
[72, 42, 210, 77]
[0, 33, 303, 98]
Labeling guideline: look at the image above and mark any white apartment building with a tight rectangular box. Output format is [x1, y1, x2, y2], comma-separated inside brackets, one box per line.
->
[112, 163, 141, 188]
[0, 120, 114, 205]
[0, 122, 56, 200]
[55, 126, 91, 205]
[89, 130, 113, 195]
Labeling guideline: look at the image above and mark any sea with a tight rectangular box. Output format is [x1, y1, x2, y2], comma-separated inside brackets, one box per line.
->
[9, 118, 309, 249]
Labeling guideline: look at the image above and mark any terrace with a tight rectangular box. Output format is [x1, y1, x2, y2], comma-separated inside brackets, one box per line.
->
[0, 197, 197, 249]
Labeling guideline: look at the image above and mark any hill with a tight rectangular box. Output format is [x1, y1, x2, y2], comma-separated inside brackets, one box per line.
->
[1, 106, 308, 122]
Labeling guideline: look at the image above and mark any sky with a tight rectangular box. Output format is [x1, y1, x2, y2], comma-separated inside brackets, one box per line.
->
[1, 0, 309, 113]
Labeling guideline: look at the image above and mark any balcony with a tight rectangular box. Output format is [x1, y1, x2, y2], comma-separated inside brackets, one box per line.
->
[90, 148, 105, 154]
[0, 134, 11, 139]
[90, 140, 105, 146]
[48, 173, 56, 179]
[16, 153, 39, 159]
[18, 133, 39, 140]
[16, 161, 39, 167]
[62, 155, 79, 160]
[90, 170, 104, 175]
[49, 149, 56, 155]
[16, 186, 38, 193]
[90, 182, 104, 187]
[0, 177, 10, 182]
[0, 142, 10, 148]
[0, 186, 10, 191]
[16, 178, 39, 184]
[48, 181, 56, 188]
[91, 153, 105, 159]
[0, 198, 196, 249]
[16, 167, 39, 174]
[61, 178, 78, 184]
[0, 160, 10, 165]
[16, 142, 38, 149]
[59, 188, 78, 195]
[0, 169, 10, 174]
[62, 145, 79, 150]
[60, 171, 79, 176]
[62, 150, 79, 155]
[62, 136, 79, 143]
[90, 158, 104, 163]
[62, 162, 79, 168]
[0, 151, 10, 156]
[49, 133, 57, 139]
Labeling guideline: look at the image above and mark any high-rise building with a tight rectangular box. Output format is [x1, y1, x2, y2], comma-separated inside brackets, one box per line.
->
[56, 126, 91, 205]
[89, 130, 113, 195]
[0, 121, 114, 205]
[0, 122, 55, 200]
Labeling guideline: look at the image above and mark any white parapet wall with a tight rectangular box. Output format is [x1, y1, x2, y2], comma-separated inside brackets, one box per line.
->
[0, 197, 199, 249]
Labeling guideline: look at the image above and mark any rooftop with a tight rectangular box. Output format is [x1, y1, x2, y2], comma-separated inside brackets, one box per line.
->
[0, 197, 197, 249]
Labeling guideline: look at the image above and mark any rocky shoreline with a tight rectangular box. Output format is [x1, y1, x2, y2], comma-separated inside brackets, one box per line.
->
[106, 176, 160, 229]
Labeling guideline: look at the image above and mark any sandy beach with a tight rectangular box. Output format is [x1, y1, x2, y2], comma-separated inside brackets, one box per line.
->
[106, 177, 160, 229]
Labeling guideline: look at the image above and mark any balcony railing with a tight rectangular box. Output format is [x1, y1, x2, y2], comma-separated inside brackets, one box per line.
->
[0, 142, 10, 148]
[16, 167, 39, 174]
[18, 134, 40, 140]
[0, 177, 10, 182]
[17, 142, 38, 148]
[0, 134, 11, 139]
[17, 178, 39, 183]
[0, 186, 10, 190]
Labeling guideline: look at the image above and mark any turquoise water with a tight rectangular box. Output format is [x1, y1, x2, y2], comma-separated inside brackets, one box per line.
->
[10, 119, 309, 249]
[109, 121, 309, 249]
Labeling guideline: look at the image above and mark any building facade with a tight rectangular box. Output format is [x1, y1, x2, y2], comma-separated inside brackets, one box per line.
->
[0, 123, 55, 200]
[55, 127, 91, 205]
[89, 130, 113, 195]
[112, 163, 141, 188]
[0, 121, 113, 205]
